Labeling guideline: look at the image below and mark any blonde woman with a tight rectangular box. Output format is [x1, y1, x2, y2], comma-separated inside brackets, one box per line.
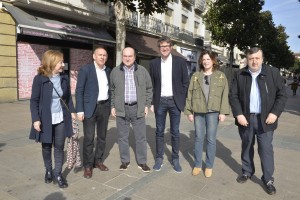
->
[29, 50, 76, 188]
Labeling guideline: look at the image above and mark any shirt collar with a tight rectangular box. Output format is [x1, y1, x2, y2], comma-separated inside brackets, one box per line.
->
[94, 61, 106, 71]
[161, 54, 172, 63]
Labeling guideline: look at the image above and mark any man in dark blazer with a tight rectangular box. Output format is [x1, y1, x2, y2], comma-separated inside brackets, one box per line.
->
[150, 36, 189, 173]
[76, 47, 111, 179]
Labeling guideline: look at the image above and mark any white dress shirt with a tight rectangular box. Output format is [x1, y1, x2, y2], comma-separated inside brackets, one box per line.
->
[160, 54, 173, 97]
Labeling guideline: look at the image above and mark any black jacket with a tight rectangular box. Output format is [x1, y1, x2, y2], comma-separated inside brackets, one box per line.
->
[149, 55, 189, 112]
[229, 64, 287, 132]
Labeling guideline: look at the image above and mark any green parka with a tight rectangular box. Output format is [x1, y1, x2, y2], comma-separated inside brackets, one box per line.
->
[184, 70, 230, 115]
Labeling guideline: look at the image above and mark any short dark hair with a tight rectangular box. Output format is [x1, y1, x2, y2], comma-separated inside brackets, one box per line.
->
[246, 47, 264, 57]
[157, 36, 173, 47]
[198, 50, 219, 71]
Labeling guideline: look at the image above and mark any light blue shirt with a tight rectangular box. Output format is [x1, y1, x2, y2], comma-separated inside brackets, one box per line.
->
[249, 68, 262, 114]
[50, 74, 63, 124]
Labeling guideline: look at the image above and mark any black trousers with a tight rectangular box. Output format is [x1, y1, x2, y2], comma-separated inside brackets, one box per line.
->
[82, 101, 110, 168]
[42, 122, 65, 177]
[238, 114, 275, 182]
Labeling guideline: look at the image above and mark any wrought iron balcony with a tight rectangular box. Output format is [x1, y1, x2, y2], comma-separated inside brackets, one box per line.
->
[181, 0, 195, 6]
[179, 29, 195, 44]
[139, 15, 163, 34]
[126, 12, 138, 28]
[162, 22, 180, 39]
[194, 0, 206, 15]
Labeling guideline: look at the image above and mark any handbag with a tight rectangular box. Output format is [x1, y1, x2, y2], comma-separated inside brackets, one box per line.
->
[51, 81, 82, 169]
[66, 119, 82, 169]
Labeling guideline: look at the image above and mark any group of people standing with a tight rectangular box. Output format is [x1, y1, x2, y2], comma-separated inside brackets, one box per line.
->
[29, 35, 287, 196]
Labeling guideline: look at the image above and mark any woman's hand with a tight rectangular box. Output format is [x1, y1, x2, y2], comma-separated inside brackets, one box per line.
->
[33, 121, 41, 132]
[71, 113, 77, 120]
[187, 114, 194, 122]
[219, 114, 226, 122]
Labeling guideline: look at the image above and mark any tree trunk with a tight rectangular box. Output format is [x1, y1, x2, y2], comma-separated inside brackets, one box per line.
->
[114, 0, 126, 66]
[227, 45, 234, 87]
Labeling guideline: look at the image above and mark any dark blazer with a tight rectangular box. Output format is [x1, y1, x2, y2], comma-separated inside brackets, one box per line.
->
[229, 64, 287, 132]
[75, 63, 111, 118]
[149, 55, 189, 112]
[29, 73, 75, 143]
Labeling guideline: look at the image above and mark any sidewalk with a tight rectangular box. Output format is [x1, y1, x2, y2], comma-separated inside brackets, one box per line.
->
[0, 87, 299, 200]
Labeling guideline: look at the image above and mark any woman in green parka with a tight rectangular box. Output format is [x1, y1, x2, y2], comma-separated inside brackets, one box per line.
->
[184, 50, 230, 178]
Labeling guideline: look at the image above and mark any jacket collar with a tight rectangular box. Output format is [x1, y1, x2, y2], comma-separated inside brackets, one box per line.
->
[119, 62, 138, 71]
[240, 64, 267, 77]
[40, 73, 67, 83]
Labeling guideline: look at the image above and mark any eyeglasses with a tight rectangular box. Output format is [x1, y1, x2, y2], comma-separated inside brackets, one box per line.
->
[204, 75, 209, 85]
[159, 45, 171, 48]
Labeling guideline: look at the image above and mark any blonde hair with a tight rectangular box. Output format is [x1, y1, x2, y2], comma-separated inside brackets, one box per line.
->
[37, 50, 64, 76]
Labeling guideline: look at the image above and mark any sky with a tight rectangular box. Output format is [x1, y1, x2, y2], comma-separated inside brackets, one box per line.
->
[263, 0, 300, 53]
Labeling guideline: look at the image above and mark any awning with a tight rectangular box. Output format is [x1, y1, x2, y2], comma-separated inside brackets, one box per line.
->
[126, 32, 186, 59]
[3, 3, 115, 44]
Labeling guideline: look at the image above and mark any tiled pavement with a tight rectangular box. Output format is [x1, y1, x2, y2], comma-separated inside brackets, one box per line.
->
[0, 86, 299, 200]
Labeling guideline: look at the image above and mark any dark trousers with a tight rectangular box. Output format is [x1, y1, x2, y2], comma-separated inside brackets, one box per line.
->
[155, 97, 181, 161]
[83, 102, 110, 168]
[116, 104, 147, 164]
[238, 114, 274, 182]
[42, 122, 65, 177]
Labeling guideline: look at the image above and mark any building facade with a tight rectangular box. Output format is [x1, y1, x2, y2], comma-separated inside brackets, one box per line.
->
[0, 0, 208, 102]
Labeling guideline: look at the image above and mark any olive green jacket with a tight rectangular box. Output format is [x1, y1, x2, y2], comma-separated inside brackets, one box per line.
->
[184, 70, 230, 115]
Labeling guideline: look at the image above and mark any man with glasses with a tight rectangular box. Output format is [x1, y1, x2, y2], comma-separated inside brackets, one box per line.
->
[149, 36, 189, 173]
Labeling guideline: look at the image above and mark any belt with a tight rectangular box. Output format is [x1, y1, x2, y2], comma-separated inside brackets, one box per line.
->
[161, 96, 173, 100]
[250, 113, 260, 116]
[125, 102, 137, 106]
[97, 99, 108, 104]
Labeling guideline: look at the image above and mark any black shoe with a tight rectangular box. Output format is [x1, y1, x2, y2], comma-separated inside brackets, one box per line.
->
[53, 175, 68, 188]
[119, 162, 130, 171]
[44, 170, 53, 184]
[263, 180, 276, 195]
[236, 174, 250, 183]
[138, 163, 151, 173]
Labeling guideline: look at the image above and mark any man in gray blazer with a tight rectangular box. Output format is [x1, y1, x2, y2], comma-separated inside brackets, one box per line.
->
[76, 47, 111, 179]
[150, 36, 189, 173]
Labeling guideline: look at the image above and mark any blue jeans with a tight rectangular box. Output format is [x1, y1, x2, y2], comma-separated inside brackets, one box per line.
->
[155, 97, 181, 160]
[194, 112, 219, 168]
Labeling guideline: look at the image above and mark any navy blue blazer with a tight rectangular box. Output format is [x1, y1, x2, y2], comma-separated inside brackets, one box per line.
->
[149, 55, 189, 112]
[75, 63, 111, 118]
[29, 73, 75, 143]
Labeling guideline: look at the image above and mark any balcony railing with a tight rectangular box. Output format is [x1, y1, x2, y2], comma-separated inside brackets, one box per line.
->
[194, 0, 206, 15]
[181, 0, 195, 6]
[163, 22, 180, 38]
[139, 16, 163, 34]
[179, 29, 195, 44]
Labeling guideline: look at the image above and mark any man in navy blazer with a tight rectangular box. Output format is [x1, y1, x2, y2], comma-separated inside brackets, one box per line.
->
[76, 47, 111, 179]
[150, 36, 189, 173]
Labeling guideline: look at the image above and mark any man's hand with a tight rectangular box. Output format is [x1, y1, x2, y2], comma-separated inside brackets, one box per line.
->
[145, 107, 148, 117]
[77, 113, 84, 121]
[187, 114, 194, 122]
[111, 108, 116, 118]
[150, 105, 154, 113]
[265, 113, 277, 124]
[33, 121, 41, 132]
[219, 114, 226, 122]
[237, 115, 248, 127]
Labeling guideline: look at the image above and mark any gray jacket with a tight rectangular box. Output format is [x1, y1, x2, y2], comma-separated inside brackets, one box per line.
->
[110, 63, 153, 118]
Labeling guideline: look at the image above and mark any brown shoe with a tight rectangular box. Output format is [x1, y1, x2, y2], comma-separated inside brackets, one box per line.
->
[83, 167, 93, 179]
[95, 163, 109, 171]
